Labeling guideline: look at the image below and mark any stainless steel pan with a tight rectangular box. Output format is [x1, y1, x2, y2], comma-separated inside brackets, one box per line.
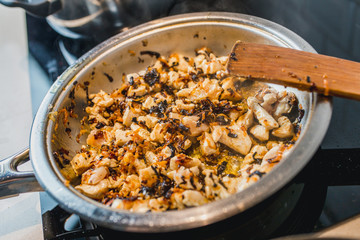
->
[0, 12, 332, 232]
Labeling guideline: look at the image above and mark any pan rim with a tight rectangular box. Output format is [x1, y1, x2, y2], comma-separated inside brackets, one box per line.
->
[30, 12, 332, 232]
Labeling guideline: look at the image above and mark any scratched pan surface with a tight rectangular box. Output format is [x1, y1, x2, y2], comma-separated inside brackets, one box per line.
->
[30, 12, 332, 232]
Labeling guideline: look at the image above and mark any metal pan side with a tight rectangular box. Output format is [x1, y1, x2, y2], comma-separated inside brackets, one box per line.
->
[30, 12, 332, 232]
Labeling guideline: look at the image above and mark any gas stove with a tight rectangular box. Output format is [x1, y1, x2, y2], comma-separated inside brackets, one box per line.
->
[26, 2, 360, 239]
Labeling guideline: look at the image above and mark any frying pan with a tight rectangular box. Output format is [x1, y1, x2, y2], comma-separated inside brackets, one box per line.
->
[0, 12, 332, 232]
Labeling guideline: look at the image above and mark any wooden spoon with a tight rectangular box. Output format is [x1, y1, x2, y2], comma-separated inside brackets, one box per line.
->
[227, 41, 360, 100]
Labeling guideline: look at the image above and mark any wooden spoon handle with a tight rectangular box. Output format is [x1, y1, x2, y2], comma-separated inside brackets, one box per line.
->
[227, 42, 360, 100]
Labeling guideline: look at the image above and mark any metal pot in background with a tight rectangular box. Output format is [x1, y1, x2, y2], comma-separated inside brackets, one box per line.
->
[0, 0, 249, 42]
[0, 0, 177, 41]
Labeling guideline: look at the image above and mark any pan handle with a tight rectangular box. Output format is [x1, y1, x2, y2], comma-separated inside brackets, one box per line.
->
[0, 0, 62, 17]
[0, 148, 43, 198]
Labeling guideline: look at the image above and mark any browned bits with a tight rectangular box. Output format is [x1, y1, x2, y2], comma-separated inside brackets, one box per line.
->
[128, 50, 136, 56]
[230, 52, 238, 61]
[323, 79, 329, 96]
[140, 50, 160, 59]
[103, 72, 114, 83]
[68, 47, 301, 212]
[141, 40, 148, 47]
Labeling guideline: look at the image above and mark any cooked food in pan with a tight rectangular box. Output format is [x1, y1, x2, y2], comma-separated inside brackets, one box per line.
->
[69, 47, 301, 212]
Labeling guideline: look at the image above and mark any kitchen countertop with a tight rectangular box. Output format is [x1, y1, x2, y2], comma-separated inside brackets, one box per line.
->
[0, 5, 43, 240]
